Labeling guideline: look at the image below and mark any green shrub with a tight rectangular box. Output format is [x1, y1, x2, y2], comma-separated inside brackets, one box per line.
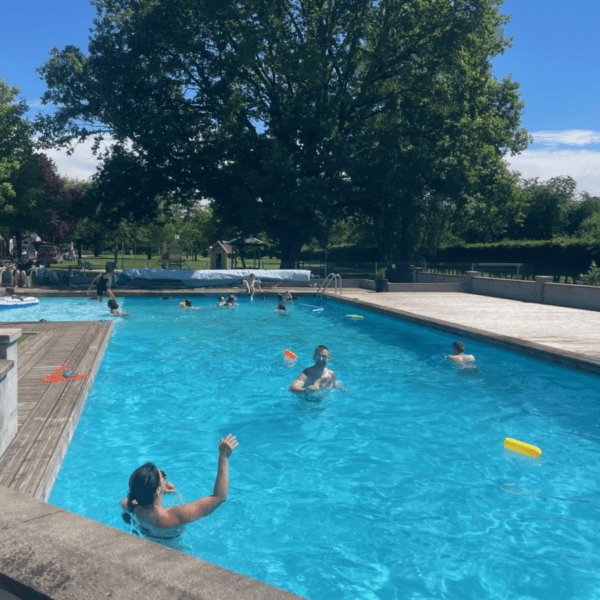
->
[577, 261, 600, 286]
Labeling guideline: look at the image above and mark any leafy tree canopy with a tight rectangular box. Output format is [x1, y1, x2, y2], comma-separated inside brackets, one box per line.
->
[36, 0, 529, 263]
[0, 77, 33, 221]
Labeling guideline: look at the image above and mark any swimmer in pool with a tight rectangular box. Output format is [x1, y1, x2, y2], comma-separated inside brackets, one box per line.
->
[107, 290, 131, 315]
[181, 299, 201, 309]
[119, 434, 238, 539]
[288, 345, 348, 395]
[276, 302, 287, 315]
[226, 294, 237, 306]
[446, 341, 475, 363]
[218, 296, 227, 306]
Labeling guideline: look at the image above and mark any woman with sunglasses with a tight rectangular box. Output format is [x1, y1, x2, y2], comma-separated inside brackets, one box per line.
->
[119, 434, 238, 540]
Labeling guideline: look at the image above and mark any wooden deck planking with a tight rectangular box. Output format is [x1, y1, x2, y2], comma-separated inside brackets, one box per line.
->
[25, 324, 107, 497]
[0, 321, 112, 499]
[8, 323, 102, 495]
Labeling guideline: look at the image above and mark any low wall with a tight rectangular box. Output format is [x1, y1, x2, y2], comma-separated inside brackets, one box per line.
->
[0, 329, 20, 460]
[413, 270, 600, 312]
[543, 282, 600, 311]
[470, 276, 537, 302]
[415, 271, 466, 284]
[387, 282, 466, 292]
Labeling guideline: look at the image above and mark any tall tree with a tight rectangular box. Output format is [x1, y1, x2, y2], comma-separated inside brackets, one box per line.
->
[516, 175, 577, 240]
[36, 0, 529, 265]
[0, 77, 34, 248]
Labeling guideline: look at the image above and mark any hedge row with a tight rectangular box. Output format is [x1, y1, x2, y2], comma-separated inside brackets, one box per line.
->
[432, 239, 600, 278]
[298, 244, 382, 262]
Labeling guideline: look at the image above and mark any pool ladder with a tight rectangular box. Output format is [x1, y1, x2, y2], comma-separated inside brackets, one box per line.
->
[317, 273, 342, 298]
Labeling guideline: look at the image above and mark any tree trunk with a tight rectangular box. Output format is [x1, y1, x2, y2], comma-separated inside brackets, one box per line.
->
[77, 239, 83, 259]
[279, 236, 304, 269]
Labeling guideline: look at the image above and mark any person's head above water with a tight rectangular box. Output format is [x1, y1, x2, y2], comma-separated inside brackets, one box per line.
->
[227, 294, 236, 302]
[126, 462, 165, 512]
[218, 296, 225, 302]
[277, 302, 286, 311]
[107, 298, 119, 311]
[451, 341, 465, 355]
[184, 299, 192, 307]
[313, 345, 330, 365]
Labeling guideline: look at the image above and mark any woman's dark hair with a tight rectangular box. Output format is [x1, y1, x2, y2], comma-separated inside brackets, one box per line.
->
[127, 462, 160, 512]
[278, 303, 286, 310]
[107, 298, 119, 310]
[184, 299, 192, 307]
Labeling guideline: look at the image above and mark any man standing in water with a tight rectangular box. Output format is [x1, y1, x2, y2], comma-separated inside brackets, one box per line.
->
[289, 345, 348, 396]
[446, 341, 475, 363]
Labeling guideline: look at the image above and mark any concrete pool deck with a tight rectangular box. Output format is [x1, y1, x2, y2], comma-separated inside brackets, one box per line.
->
[1, 287, 600, 600]
[328, 290, 600, 376]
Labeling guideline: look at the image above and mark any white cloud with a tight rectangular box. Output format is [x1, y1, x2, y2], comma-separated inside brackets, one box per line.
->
[42, 135, 125, 182]
[505, 149, 600, 196]
[44, 129, 600, 197]
[532, 129, 600, 148]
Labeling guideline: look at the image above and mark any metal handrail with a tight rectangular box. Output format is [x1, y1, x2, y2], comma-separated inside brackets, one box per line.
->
[317, 273, 342, 297]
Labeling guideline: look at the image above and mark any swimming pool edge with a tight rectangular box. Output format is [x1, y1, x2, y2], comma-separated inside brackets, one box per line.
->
[324, 293, 600, 378]
[0, 484, 307, 600]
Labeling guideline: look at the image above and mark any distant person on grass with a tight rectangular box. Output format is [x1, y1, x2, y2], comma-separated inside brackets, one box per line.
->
[289, 345, 348, 396]
[119, 434, 238, 540]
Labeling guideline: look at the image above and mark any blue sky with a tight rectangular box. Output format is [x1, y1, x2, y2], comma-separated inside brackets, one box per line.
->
[1, 0, 599, 195]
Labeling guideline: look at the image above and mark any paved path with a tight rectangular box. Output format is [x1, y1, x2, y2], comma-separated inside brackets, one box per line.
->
[333, 290, 600, 365]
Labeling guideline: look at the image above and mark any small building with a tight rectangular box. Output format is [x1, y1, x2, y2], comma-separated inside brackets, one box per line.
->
[209, 241, 234, 270]
[162, 239, 185, 269]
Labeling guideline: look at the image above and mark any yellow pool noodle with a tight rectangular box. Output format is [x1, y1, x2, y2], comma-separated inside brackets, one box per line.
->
[504, 437, 542, 458]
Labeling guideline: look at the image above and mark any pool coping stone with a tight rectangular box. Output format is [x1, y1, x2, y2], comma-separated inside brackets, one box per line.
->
[0, 484, 307, 600]
[324, 292, 600, 377]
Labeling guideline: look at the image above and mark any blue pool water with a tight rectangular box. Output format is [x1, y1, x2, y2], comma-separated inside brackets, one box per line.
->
[4, 297, 600, 599]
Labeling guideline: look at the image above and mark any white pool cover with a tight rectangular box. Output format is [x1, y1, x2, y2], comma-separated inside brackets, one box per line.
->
[120, 268, 311, 288]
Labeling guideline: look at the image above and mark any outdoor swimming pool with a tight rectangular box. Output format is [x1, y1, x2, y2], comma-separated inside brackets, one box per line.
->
[4, 297, 600, 599]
